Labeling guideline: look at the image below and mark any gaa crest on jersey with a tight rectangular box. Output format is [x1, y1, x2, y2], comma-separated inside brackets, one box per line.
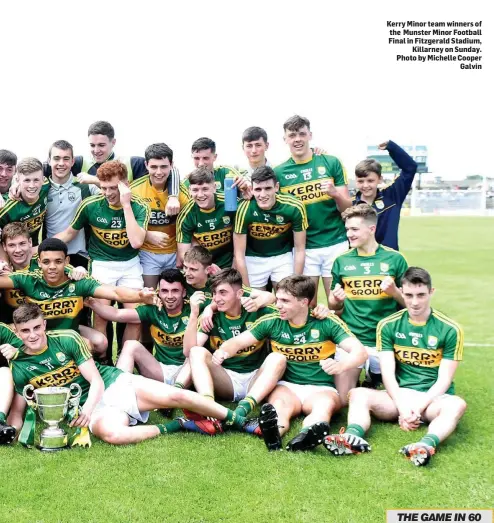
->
[380, 263, 389, 273]
[56, 352, 67, 363]
[68, 191, 76, 202]
[310, 329, 320, 339]
[181, 316, 189, 325]
[375, 200, 384, 210]
[276, 215, 284, 224]
[215, 181, 221, 190]
[222, 216, 231, 225]
[317, 166, 326, 176]
[427, 336, 438, 347]
[69, 283, 76, 292]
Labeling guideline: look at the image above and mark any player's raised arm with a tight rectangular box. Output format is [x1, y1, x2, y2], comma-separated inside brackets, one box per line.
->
[0, 274, 15, 289]
[85, 297, 140, 323]
[54, 226, 79, 245]
[118, 183, 146, 249]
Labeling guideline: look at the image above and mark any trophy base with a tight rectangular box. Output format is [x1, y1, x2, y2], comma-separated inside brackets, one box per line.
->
[39, 429, 68, 452]
[37, 444, 69, 452]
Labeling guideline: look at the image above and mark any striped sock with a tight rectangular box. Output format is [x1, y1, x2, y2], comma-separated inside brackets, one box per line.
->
[346, 424, 366, 438]
[420, 433, 440, 448]
[174, 382, 185, 389]
[157, 420, 182, 435]
[235, 395, 257, 417]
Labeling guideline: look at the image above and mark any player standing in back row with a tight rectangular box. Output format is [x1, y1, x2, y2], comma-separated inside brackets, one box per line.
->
[274, 116, 352, 303]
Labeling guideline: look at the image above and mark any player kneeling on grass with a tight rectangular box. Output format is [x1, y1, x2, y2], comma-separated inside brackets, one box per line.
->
[5, 304, 251, 445]
[324, 267, 466, 466]
[184, 268, 287, 436]
[217, 275, 367, 451]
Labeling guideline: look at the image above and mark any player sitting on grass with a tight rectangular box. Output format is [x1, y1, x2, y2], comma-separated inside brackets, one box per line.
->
[216, 275, 366, 452]
[328, 204, 408, 399]
[86, 269, 193, 392]
[324, 267, 466, 466]
[184, 269, 286, 435]
[5, 304, 250, 445]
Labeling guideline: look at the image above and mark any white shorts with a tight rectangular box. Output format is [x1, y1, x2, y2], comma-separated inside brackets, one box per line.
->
[159, 362, 184, 385]
[303, 241, 349, 277]
[245, 251, 293, 287]
[139, 250, 177, 276]
[335, 346, 380, 373]
[89, 373, 149, 432]
[225, 368, 258, 401]
[91, 256, 144, 289]
[277, 380, 338, 404]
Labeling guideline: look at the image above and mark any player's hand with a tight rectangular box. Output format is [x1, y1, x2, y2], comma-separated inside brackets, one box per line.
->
[0, 260, 13, 275]
[313, 146, 327, 156]
[139, 287, 157, 305]
[232, 175, 249, 192]
[76, 172, 97, 185]
[398, 415, 421, 432]
[320, 358, 346, 375]
[240, 296, 258, 313]
[206, 263, 221, 276]
[70, 409, 91, 428]
[165, 196, 180, 217]
[146, 230, 169, 248]
[190, 291, 206, 316]
[380, 276, 397, 296]
[397, 403, 421, 431]
[83, 297, 96, 308]
[320, 179, 338, 198]
[118, 182, 132, 207]
[200, 304, 215, 332]
[332, 283, 346, 303]
[0, 344, 19, 361]
[212, 349, 228, 366]
[8, 176, 21, 201]
[311, 303, 331, 319]
[378, 141, 389, 150]
[68, 266, 87, 281]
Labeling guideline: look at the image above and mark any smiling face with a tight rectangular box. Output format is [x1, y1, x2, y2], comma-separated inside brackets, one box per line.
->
[252, 179, 279, 210]
[275, 289, 307, 322]
[402, 282, 434, 321]
[38, 250, 69, 285]
[356, 172, 381, 201]
[212, 282, 242, 313]
[345, 216, 375, 249]
[183, 260, 209, 288]
[15, 315, 47, 352]
[50, 147, 75, 182]
[3, 234, 32, 269]
[158, 279, 185, 314]
[0, 163, 15, 193]
[89, 134, 115, 163]
[192, 148, 217, 170]
[146, 157, 172, 189]
[189, 181, 216, 209]
[284, 125, 312, 159]
[99, 175, 123, 206]
[19, 171, 44, 203]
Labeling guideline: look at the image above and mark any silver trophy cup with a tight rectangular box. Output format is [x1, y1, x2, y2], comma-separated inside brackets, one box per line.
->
[23, 383, 82, 451]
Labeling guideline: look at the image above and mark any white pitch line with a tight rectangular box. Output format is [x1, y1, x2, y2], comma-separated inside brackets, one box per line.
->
[464, 343, 494, 347]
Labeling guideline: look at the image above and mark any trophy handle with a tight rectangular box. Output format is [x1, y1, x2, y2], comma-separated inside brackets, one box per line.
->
[22, 384, 36, 406]
[69, 383, 82, 400]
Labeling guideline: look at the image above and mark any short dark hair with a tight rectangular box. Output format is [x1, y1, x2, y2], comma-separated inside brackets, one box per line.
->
[210, 268, 242, 292]
[188, 166, 215, 186]
[242, 126, 268, 144]
[38, 238, 68, 258]
[341, 204, 378, 226]
[158, 268, 186, 287]
[355, 159, 382, 178]
[283, 115, 311, 132]
[13, 303, 44, 325]
[145, 143, 173, 163]
[276, 275, 316, 302]
[49, 140, 74, 159]
[88, 121, 115, 140]
[0, 149, 17, 167]
[183, 245, 212, 267]
[191, 137, 216, 154]
[402, 267, 432, 290]
[251, 166, 278, 186]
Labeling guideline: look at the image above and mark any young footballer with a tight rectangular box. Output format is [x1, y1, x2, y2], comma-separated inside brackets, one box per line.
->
[324, 267, 466, 467]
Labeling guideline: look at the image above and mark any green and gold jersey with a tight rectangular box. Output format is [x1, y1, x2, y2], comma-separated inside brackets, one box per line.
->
[377, 309, 464, 394]
[0, 181, 50, 246]
[199, 306, 274, 373]
[0, 322, 23, 367]
[135, 304, 191, 366]
[176, 194, 235, 268]
[10, 330, 122, 404]
[235, 194, 308, 257]
[183, 165, 242, 193]
[70, 194, 151, 262]
[274, 153, 347, 249]
[130, 178, 190, 254]
[249, 311, 354, 386]
[8, 272, 101, 330]
[331, 245, 408, 346]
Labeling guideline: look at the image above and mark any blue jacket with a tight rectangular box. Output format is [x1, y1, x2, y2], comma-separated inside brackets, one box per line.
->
[353, 140, 417, 250]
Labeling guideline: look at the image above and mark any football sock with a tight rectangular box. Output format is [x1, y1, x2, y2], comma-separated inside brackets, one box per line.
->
[346, 424, 366, 438]
[225, 409, 246, 428]
[235, 396, 257, 417]
[0, 412, 6, 423]
[420, 433, 440, 448]
[174, 382, 184, 389]
[157, 420, 182, 435]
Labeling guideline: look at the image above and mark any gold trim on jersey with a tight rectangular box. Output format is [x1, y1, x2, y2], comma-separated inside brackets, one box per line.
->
[271, 340, 336, 361]
[90, 226, 130, 248]
[376, 309, 407, 350]
[150, 325, 185, 348]
[394, 344, 443, 368]
[342, 275, 393, 300]
[194, 227, 232, 251]
[209, 335, 263, 356]
[25, 297, 83, 320]
[29, 360, 80, 388]
[432, 310, 464, 361]
[280, 179, 333, 205]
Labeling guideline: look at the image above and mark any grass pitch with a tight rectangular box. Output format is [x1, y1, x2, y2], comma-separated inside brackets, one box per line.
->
[1, 217, 493, 523]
